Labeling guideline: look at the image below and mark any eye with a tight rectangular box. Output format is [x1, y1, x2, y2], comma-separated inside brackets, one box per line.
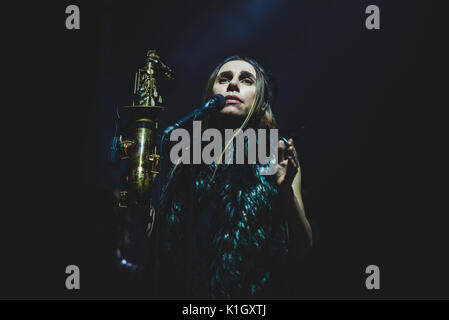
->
[218, 77, 230, 84]
[242, 78, 254, 85]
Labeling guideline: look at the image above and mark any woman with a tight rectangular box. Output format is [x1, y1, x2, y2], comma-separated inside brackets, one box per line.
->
[154, 56, 313, 299]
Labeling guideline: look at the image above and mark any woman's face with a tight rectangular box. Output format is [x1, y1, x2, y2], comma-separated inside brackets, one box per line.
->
[212, 60, 257, 117]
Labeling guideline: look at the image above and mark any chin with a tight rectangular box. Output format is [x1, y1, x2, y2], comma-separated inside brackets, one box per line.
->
[220, 105, 242, 116]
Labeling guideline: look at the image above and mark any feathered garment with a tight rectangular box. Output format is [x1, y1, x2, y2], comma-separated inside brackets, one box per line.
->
[156, 156, 290, 299]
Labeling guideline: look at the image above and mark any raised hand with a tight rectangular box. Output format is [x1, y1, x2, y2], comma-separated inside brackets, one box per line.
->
[275, 138, 301, 188]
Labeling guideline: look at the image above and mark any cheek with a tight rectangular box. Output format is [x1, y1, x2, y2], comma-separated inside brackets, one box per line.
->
[212, 83, 224, 94]
[243, 88, 256, 106]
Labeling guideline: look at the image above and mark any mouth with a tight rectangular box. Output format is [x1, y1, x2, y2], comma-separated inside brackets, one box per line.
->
[225, 95, 243, 104]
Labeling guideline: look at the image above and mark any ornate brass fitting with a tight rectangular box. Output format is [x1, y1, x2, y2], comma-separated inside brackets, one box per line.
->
[133, 49, 174, 107]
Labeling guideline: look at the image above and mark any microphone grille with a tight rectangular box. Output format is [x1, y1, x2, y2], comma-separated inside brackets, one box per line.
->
[212, 94, 226, 108]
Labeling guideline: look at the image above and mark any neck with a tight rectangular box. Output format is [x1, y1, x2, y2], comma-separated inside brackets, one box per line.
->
[209, 113, 246, 131]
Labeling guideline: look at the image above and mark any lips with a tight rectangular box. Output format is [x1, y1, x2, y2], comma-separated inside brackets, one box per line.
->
[225, 95, 243, 104]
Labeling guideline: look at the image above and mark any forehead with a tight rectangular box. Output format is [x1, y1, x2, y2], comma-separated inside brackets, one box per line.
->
[217, 60, 257, 78]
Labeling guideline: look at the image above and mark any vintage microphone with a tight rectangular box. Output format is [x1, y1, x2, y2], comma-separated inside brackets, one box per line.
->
[159, 94, 226, 158]
[162, 94, 225, 137]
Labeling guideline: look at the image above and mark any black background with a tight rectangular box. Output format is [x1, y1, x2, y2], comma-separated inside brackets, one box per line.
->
[1, 0, 446, 300]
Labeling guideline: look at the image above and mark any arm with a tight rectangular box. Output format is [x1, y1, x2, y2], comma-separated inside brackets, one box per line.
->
[276, 139, 313, 255]
[114, 196, 155, 275]
[280, 169, 313, 253]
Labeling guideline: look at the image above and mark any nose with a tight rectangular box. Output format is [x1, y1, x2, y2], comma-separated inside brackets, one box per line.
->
[226, 77, 240, 93]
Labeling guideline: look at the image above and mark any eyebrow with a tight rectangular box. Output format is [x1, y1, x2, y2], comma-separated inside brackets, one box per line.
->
[239, 71, 256, 80]
[217, 70, 256, 80]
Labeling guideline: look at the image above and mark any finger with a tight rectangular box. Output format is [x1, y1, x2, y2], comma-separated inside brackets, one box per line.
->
[278, 140, 285, 163]
[289, 145, 299, 164]
[288, 139, 297, 158]
[292, 150, 299, 168]
[288, 138, 296, 150]
[287, 139, 300, 166]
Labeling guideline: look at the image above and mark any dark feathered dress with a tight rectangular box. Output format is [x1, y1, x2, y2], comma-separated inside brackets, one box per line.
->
[155, 152, 291, 299]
